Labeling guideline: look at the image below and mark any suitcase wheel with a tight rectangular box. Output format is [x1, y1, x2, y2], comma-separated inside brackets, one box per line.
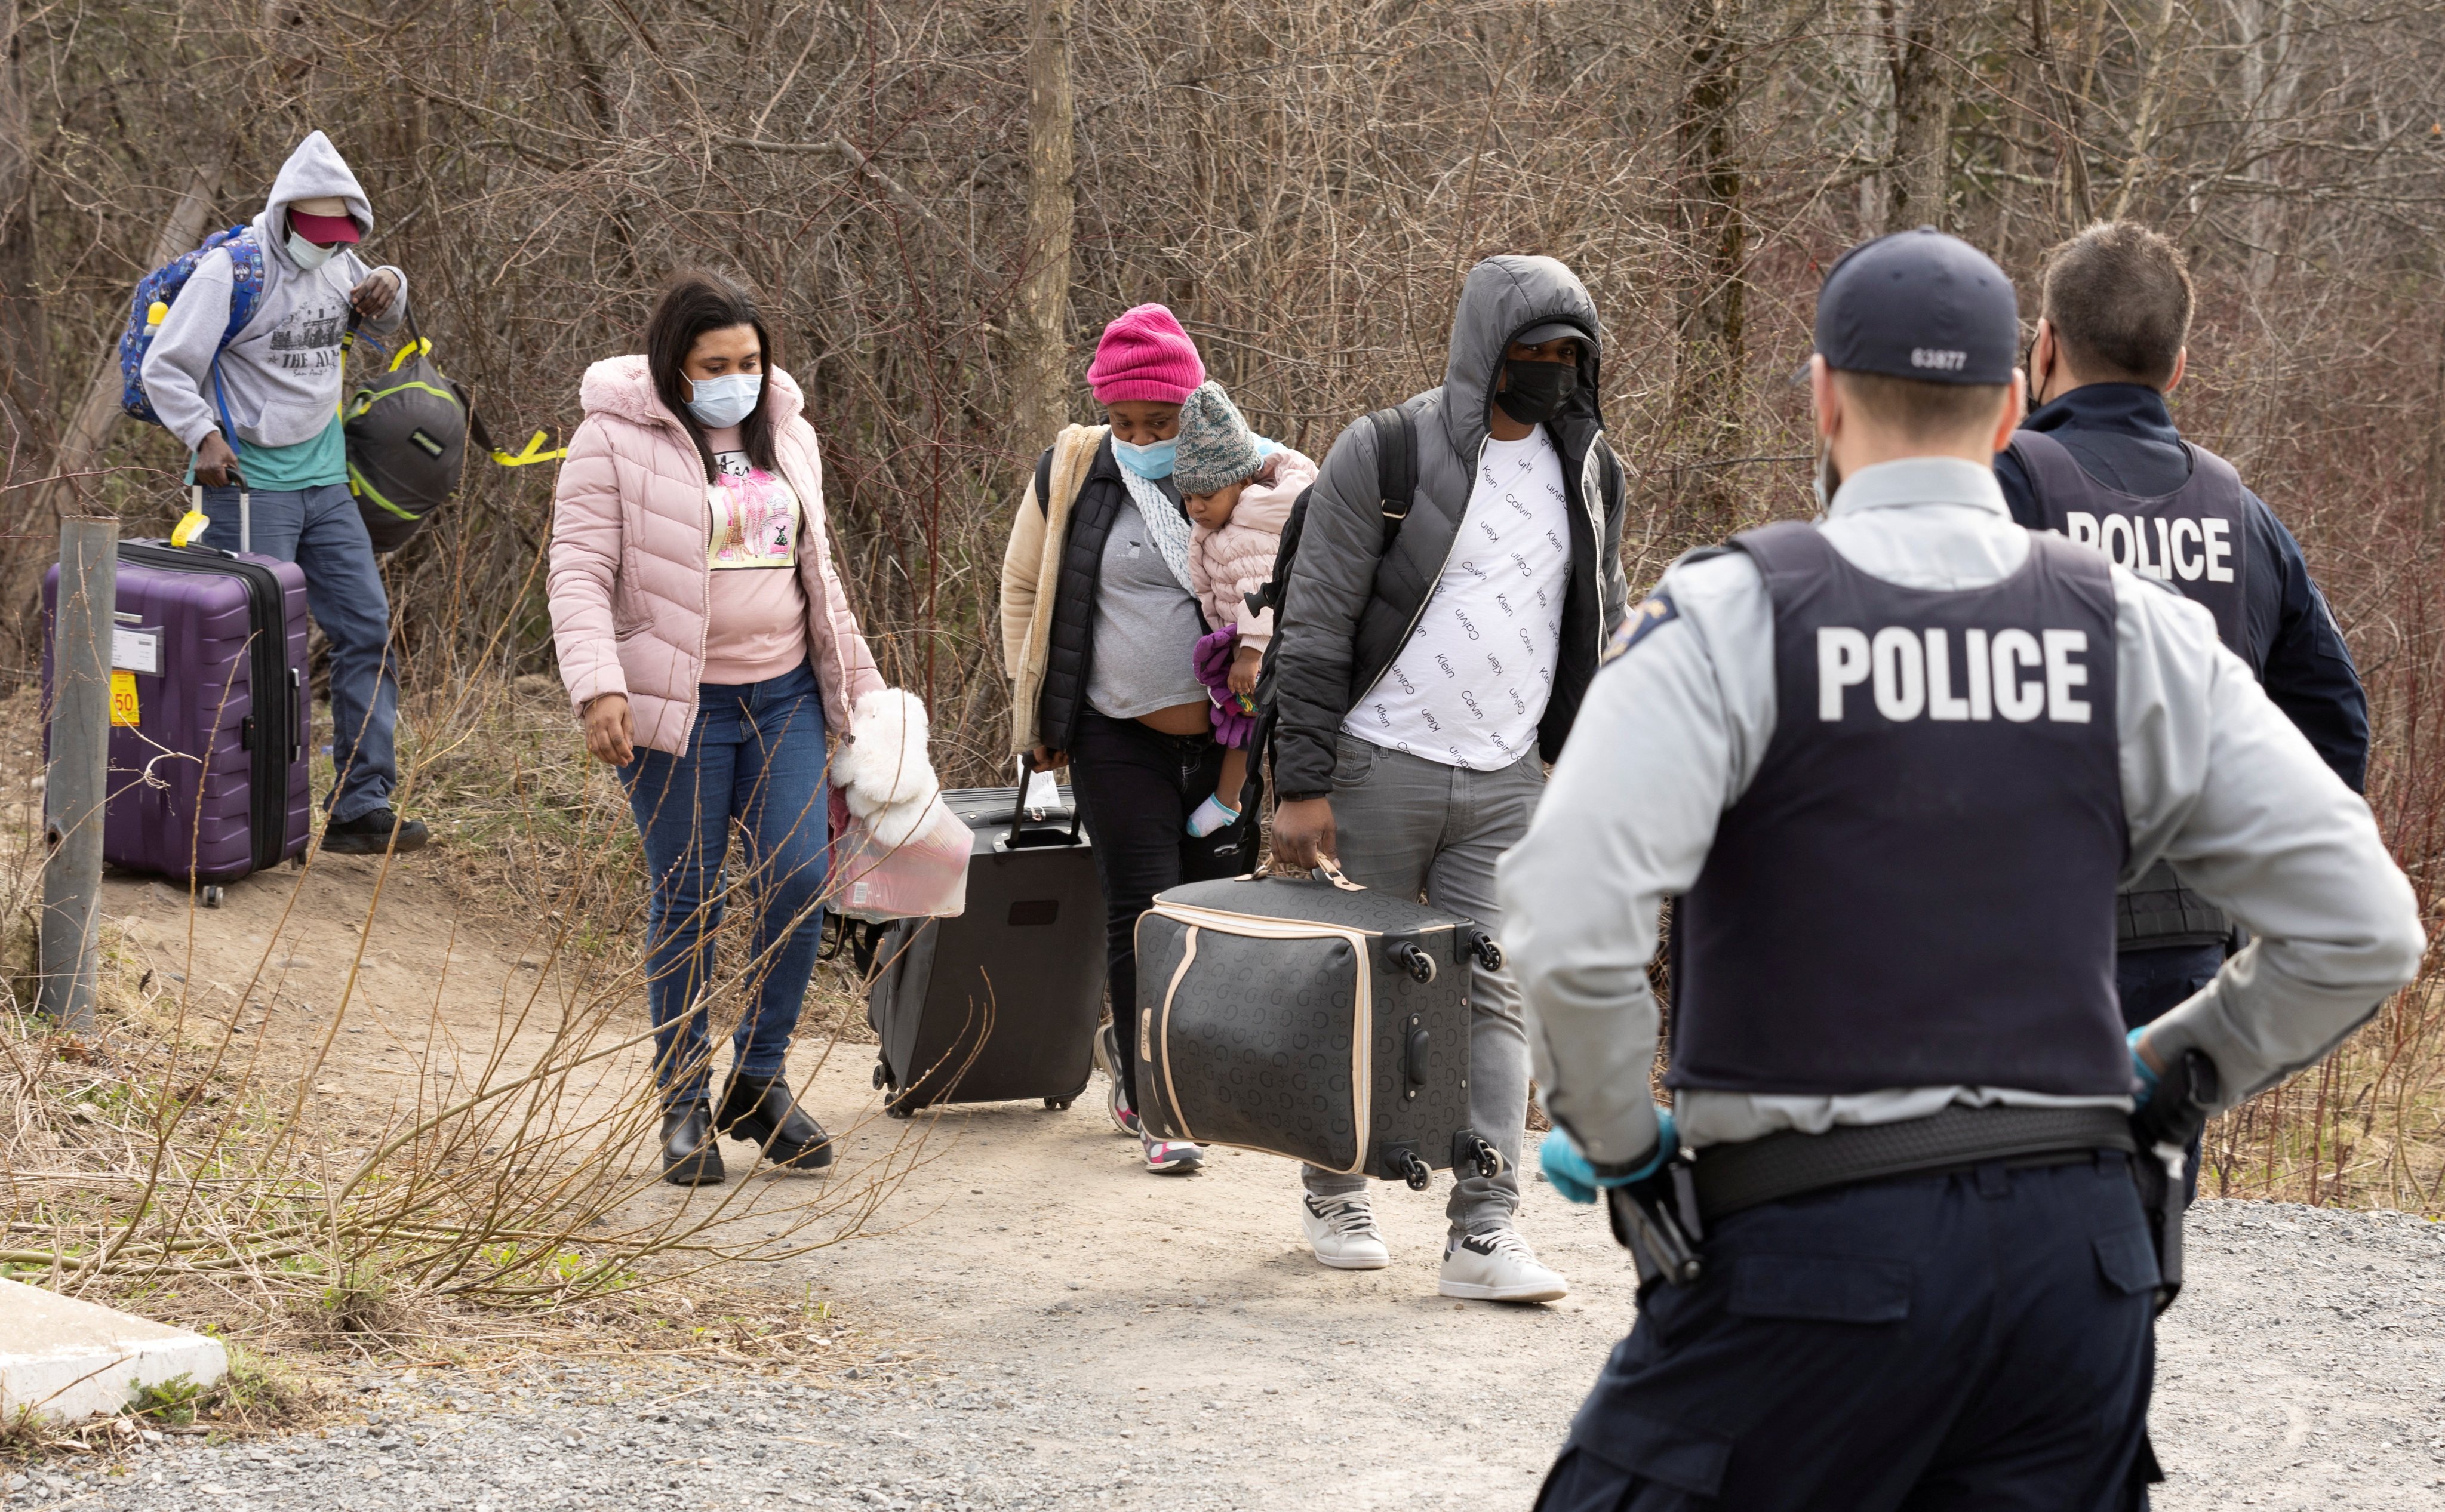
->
[1464, 927, 1504, 972]
[1391, 941, 1437, 984]
[885, 1100, 914, 1120]
[871, 1060, 890, 1091]
[1044, 1096, 1072, 1111]
[200, 885, 225, 910]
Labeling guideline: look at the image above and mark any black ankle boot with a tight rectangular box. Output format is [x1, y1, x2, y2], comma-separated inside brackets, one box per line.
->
[660, 1101, 725, 1186]
[717, 1073, 834, 1171]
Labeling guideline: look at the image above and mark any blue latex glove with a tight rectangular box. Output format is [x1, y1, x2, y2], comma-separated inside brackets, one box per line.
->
[2128, 1026, 2160, 1108]
[1540, 1111, 1677, 1206]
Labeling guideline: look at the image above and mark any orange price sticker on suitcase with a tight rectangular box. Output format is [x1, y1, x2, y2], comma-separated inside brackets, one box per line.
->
[109, 670, 139, 726]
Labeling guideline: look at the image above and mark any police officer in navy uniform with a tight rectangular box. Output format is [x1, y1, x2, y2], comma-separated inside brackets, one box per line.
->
[1497, 230, 2424, 1510]
[1997, 220, 2370, 1039]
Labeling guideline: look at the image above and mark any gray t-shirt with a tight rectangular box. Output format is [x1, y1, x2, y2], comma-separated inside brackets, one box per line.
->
[1087, 492, 1210, 720]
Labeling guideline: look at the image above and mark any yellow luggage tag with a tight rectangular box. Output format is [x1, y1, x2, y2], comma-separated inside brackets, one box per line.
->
[109, 672, 140, 726]
[171, 509, 211, 547]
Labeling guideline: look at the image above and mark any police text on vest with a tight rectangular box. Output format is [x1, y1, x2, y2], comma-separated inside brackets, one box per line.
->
[1817, 627, 2091, 723]
[2060, 511, 2233, 584]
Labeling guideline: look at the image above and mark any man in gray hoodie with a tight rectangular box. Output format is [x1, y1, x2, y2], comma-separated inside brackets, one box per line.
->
[1267, 255, 1630, 1301]
[140, 130, 425, 854]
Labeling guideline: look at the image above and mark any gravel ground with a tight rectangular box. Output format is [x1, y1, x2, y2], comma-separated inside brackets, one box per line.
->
[14, 1197, 2441, 1511]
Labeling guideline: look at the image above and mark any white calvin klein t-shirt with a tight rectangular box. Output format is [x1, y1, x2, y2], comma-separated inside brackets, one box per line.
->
[1343, 426, 1572, 768]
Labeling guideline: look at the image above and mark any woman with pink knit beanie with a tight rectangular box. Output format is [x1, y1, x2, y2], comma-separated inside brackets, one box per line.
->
[999, 304, 1253, 1175]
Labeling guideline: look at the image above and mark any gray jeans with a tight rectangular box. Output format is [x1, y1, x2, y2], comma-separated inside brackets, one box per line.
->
[1301, 735, 1542, 1236]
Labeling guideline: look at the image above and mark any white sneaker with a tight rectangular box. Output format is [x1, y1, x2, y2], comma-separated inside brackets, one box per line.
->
[1142, 1133, 1203, 1173]
[1440, 1227, 1569, 1302]
[1300, 1192, 1391, 1270]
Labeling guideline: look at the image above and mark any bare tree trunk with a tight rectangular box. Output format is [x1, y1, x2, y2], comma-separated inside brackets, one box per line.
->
[1671, 0, 1748, 528]
[2427, 306, 2445, 535]
[1016, 0, 1075, 457]
[40, 164, 221, 522]
[0, 0, 45, 436]
[2105, 0, 2180, 220]
[1883, 0, 1956, 231]
[2028, 0, 2093, 232]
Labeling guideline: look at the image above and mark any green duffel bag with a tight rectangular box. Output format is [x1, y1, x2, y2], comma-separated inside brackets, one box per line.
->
[343, 320, 477, 554]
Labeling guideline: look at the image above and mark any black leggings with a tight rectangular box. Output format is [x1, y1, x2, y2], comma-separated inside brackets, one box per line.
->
[1066, 712, 1255, 1110]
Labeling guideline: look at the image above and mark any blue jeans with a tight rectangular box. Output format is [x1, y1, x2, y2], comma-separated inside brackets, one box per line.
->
[621, 663, 831, 1104]
[196, 484, 398, 823]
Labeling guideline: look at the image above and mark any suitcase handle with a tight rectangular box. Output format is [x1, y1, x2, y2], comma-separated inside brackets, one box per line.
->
[1249, 858, 1364, 892]
[1006, 753, 1083, 849]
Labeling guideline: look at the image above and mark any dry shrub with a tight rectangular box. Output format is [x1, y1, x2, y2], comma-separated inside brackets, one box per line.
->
[0, 678, 960, 1381]
[0, 0, 2437, 1218]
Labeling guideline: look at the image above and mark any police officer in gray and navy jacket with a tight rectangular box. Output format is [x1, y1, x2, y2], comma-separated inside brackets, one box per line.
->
[1496, 230, 2424, 1510]
[1995, 221, 2371, 1043]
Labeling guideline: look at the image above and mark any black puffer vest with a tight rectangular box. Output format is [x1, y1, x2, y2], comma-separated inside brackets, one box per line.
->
[1032, 436, 1193, 753]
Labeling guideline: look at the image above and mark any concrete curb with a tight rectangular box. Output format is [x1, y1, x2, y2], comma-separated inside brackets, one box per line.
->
[0, 1276, 227, 1424]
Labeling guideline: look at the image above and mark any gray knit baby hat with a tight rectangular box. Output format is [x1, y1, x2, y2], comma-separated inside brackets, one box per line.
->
[1171, 380, 1262, 495]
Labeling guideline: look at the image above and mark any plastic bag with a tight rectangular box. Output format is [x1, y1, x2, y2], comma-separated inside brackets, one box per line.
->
[828, 786, 969, 923]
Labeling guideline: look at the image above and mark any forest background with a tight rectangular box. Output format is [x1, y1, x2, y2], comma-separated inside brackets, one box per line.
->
[0, 0, 2438, 1212]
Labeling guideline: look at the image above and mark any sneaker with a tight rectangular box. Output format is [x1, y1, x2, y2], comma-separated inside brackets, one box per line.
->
[1440, 1227, 1569, 1302]
[1299, 1192, 1391, 1270]
[321, 807, 430, 855]
[1095, 1020, 1139, 1137]
[1141, 1133, 1204, 1174]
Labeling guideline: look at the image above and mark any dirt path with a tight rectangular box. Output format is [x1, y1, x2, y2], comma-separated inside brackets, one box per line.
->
[71, 861, 2445, 1510]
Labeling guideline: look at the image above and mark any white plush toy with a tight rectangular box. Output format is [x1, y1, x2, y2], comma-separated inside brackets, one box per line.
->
[835, 689, 946, 848]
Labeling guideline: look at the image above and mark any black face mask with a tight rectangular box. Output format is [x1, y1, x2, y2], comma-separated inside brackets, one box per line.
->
[1493, 358, 1577, 427]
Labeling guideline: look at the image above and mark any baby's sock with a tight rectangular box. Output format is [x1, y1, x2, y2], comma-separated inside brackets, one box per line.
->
[1186, 793, 1241, 837]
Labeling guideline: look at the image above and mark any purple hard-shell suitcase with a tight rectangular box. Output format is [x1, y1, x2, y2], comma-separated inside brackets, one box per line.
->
[42, 539, 312, 891]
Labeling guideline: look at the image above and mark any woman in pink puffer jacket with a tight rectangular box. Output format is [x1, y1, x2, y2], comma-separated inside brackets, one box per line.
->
[1174, 381, 1319, 835]
[548, 272, 934, 1190]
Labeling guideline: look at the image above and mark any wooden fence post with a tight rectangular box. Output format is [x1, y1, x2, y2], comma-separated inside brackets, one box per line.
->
[39, 516, 116, 1030]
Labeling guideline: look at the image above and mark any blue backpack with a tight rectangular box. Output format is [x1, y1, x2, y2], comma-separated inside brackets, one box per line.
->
[118, 224, 267, 426]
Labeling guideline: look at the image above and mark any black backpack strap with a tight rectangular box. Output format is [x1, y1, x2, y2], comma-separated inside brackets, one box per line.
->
[1034, 445, 1056, 516]
[464, 396, 496, 457]
[1369, 405, 1417, 549]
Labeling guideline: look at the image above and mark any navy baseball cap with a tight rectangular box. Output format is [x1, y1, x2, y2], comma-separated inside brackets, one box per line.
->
[1811, 227, 2018, 384]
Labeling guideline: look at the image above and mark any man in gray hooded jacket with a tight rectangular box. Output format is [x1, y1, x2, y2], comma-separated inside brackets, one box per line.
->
[140, 130, 425, 854]
[1268, 254, 1629, 1300]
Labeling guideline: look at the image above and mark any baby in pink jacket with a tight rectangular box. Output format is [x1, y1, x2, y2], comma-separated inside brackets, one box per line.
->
[1173, 380, 1320, 836]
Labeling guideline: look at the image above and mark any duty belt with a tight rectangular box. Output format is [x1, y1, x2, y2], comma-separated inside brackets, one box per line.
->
[2118, 859, 2229, 950]
[1689, 1104, 2136, 1224]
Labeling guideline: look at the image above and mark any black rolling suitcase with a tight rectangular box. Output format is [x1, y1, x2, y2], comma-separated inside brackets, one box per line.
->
[863, 780, 1103, 1116]
[1133, 869, 1507, 1187]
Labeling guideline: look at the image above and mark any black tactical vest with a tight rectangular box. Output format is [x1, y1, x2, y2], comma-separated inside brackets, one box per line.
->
[1669, 522, 2130, 1098]
[2010, 427, 2245, 949]
[2007, 429, 2248, 647]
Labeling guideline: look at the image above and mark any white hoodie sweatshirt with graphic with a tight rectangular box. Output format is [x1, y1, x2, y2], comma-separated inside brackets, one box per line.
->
[139, 131, 411, 455]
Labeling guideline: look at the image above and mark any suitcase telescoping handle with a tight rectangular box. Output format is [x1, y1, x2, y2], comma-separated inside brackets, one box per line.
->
[1007, 753, 1084, 849]
[181, 468, 252, 554]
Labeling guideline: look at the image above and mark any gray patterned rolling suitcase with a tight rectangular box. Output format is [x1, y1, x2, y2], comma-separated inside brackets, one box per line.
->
[1133, 869, 1506, 1187]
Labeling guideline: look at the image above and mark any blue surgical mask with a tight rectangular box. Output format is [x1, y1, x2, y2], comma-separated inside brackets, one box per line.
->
[1112, 435, 1177, 479]
[686, 372, 763, 429]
